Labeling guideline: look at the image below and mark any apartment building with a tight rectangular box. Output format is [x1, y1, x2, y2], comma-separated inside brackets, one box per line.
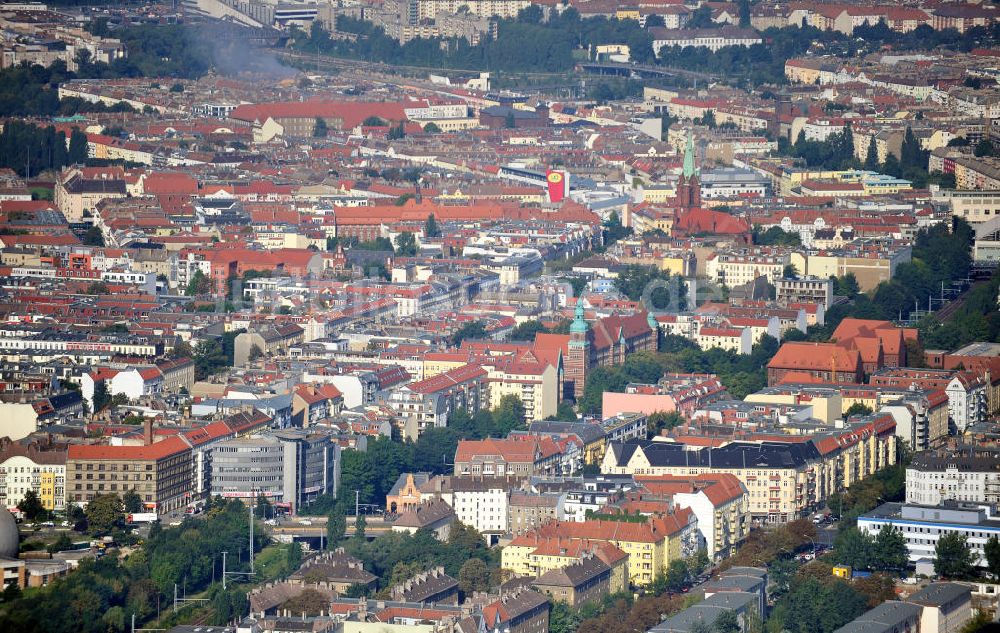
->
[454, 436, 559, 477]
[636, 474, 749, 560]
[0, 438, 66, 513]
[906, 449, 1000, 506]
[705, 249, 790, 286]
[391, 363, 489, 438]
[449, 476, 514, 544]
[67, 434, 192, 513]
[775, 276, 833, 309]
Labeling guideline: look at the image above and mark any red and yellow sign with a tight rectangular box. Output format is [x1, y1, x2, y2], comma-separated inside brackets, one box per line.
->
[546, 169, 567, 203]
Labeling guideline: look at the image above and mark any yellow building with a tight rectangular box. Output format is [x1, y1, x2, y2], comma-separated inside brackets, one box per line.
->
[503, 513, 693, 587]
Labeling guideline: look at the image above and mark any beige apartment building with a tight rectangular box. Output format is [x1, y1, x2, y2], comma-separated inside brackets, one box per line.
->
[66, 434, 192, 513]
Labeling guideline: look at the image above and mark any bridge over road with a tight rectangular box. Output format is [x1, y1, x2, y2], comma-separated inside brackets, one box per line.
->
[578, 61, 719, 83]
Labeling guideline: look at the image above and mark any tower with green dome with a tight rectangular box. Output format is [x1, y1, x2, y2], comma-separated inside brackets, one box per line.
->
[567, 299, 590, 399]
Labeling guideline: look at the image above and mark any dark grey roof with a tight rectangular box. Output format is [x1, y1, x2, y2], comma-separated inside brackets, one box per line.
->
[393, 498, 455, 528]
[533, 555, 610, 589]
[700, 592, 758, 610]
[609, 440, 821, 470]
[652, 605, 731, 633]
[703, 575, 764, 593]
[527, 421, 605, 445]
[856, 601, 923, 627]
[833, 621, 899, 633]
[907, 583, 971, 608]
[393, 570, 459, 603]
[720, 567, 767, 579]
[833, 602, 924, 633]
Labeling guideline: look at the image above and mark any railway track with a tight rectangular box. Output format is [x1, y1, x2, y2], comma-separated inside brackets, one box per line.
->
[933, 278, 987, 321]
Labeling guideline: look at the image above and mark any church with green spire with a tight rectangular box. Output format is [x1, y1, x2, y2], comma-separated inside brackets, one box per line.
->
[676, 129, 701, 210]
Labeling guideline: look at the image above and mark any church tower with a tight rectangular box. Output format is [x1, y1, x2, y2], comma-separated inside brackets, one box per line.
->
[567, 300, 590, 400]
[676, 130, 701, 210]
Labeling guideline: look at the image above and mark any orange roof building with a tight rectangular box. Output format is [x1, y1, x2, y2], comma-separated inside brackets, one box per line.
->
[66, 435, 192, 513]
[767, 341, 864, 386]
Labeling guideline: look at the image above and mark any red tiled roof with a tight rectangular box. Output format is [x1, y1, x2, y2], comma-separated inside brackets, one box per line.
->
[68, 436, 190, 461]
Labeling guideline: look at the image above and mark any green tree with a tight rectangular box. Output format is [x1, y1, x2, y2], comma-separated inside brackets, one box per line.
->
[505, 110, 516, 128]
[783, 577, 867, 633]
[122, 489, 144, 514]
[343, 583, 370, 598]
[687, 5, 714, 28]
[422, 122, 442, 134]
[935, 532, 977, 578]
[17, 491, 44, 522]
[327, 507, 346, 548]
[425, 213, 441, 237]
[614, 264, 665, 301]
[833, 273, 860, 297]
[834, 526, 874, 570]
[783, 264, 799, 278]
[901, 126, 927, 170]
[394, 231, 418, 256]
[975, 139, 995, 158]
[555, 400, 577, 422]
[509, 320, 549, 342]
[68, 128, 88, 164]
[186, 269, 210, 296]
[665, 558, 689, 592]
[549, 600, 581, 633]
[872, 524, 908, 573]
[985, 535, 1000, 580]
[354, 514, 367, 540]
[47, 533, 73, 554]
[494, 394, 527, 435]
[254, 493, 271, 519]
[603, 209, 632, 244]
[845, 402, 873, 417]
[517, 4, 543, 23]
[362, 116, 386, 126]
[688, 548, 710, 577]
[92, 380, 111, 413]
[451, 320, 488, 346]
[388, 122, 406, 140]
[287, 541, 303, 570]
[647, 411, 684, 435]
[282, 588, 330, 616]
[85, 493, 124, 535]
[458, 557, 492, 594]
[863, 138, 879, 171]
[714, 609, 740, 633]
[313, 117, 328, 138]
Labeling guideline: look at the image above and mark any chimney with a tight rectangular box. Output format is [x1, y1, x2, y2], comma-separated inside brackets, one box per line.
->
[143, 418, 153, 446]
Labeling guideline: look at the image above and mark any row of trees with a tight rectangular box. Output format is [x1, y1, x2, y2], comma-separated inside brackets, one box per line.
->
[614, 264, 687, 311]
[832, 525, 908, 573]
[0, 121, 88, 177]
